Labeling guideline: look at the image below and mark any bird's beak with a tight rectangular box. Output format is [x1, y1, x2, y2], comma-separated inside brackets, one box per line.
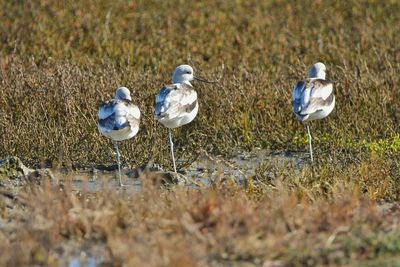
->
[194, 76, 218, 84]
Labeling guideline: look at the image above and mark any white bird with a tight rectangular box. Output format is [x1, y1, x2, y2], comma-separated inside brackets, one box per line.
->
[292, 62, 335, 162]
[155, 65, 211, 173]
[98, 87, 140, 186]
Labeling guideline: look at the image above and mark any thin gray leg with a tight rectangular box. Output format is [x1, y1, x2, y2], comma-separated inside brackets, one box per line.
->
[307, 124, 314, 163]
[114, 142, 124, 186]
[169, 129, 177, 173]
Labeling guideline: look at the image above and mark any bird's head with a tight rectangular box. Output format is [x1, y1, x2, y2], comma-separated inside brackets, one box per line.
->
[172, 65, 195, 84]
[115, 87, 132, 101]
[309, 62, 326, 80]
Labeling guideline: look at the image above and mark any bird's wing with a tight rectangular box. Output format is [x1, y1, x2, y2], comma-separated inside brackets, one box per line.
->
[300, 79, 334, 115]
[98, 99, 117, 120]
[309, 79, 333, 99]
[125, 101, 140, 129]
[155, 83, 197, 120]
[292, 81, 306, 114]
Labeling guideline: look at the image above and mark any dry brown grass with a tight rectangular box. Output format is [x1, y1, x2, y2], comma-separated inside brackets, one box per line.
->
[1, 176, 400, 266]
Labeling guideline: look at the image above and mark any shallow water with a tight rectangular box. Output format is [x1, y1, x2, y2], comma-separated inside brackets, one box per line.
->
[68, 257, 97, 267]
[60, 149, 307, 192]
[186, 149, 306, 183]
[71, 172, 143, 192]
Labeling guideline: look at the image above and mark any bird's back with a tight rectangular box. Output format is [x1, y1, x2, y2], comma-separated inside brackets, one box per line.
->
[292, 79, 334, 122]
[98, 99, 140, 141]
[155, 83, 198, 128]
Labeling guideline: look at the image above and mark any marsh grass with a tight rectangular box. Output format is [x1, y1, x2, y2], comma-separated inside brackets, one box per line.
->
[0, 0, 399, 169]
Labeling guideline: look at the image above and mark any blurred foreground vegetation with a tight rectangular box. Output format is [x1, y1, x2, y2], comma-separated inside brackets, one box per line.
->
[1, 176, 400, 266]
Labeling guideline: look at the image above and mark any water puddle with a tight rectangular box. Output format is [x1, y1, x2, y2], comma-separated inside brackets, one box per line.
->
[186, 149, 306, 184]
[68, 257, 97, 267]
[57, 149, 307, 192]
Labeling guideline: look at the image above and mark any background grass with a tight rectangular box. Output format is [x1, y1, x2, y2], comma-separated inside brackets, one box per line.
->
[0, 0, 399, 168]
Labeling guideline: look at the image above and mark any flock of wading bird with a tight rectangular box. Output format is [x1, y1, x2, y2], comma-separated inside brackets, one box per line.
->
[98, 63, 335, 186]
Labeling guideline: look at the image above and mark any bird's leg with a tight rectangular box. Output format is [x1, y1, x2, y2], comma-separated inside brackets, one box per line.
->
[306, 124, 314, 163]
[168, 129, 177, 173]
[114, 142, 124, 186]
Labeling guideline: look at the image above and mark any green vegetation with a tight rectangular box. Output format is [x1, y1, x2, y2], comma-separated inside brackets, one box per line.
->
[0, 0, 400, 265]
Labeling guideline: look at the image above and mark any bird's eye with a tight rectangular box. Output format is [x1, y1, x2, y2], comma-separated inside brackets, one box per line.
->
[186, 71, 191, 74]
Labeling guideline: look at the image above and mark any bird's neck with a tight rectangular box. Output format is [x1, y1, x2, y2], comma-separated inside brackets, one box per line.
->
[173, 80, 192, 87]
